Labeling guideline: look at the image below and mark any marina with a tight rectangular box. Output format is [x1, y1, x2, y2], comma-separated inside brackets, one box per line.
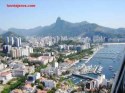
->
[70, 44, 125, 84]
[86, 44, 125, 79]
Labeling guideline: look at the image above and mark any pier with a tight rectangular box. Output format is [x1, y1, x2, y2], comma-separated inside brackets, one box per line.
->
[72, 73, 96, 80]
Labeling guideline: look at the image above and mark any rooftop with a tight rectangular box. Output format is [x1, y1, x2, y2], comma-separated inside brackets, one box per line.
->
[37, 89, 47, 93]
[0, 71, 11, 76]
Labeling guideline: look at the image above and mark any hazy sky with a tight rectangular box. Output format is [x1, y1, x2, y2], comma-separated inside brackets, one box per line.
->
[0, 0, 125, 30]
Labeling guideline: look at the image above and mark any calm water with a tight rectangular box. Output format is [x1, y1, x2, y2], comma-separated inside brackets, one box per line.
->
[87, 44, 125, 79]
[70, 44, 125, 84]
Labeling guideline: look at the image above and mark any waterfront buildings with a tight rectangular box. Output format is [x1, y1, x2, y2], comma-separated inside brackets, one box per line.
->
[59, 44, 90, 52]
[93, 35, 105, 43]
[1, 36, 124, 93]
[41, 61, 74, 76]
[84, 74, 108, 91]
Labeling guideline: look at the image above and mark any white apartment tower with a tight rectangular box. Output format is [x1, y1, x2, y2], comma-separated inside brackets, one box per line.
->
[9, 37, 14, 46]
[5, 37, 9, 45]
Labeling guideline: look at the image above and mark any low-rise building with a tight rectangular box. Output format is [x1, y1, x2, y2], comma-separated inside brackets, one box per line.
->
[41, 62, 61, 76]
[84, 74, 108, 91]
[12, 68, 26, 77]
[42, 80, 56, 89]
[9, 62, 25, 69]
[27, 72, 41, 83]
[29, 56, 55, 65]
[27, 75, 36, 83]
[96, 74, 107, 87]
[35, 72, 41, 80]
[11, 89, 23, 93]
[26, 66, 35, 74]
[37, 89, 47, 93]
[0, 71, 12, 84]
[55, 89, 68, 93]
[61, 51, 77, 56]
[23, 84, 36, 93]
[0, 62, 7, 70]
[3, 45, 12, 54]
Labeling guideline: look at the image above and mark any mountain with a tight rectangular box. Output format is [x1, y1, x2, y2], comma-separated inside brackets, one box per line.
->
[2, 31, 21, 37]
[2, 31, 26, 42]
[2, 17, 125, 38]
[36, 17, 125, 37]
[8, 26, 42, 36]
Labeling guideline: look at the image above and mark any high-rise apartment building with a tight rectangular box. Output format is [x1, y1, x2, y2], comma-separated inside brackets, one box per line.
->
[10, 46, 33, 58]
[9, 37, 14, 46]
[5, 37, 9, 45]
[14, 37, 19, 47]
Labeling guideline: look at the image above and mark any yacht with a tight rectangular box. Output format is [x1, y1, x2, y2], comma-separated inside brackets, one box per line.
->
[97, 66, 103, 74]
[109, 66, 113, 70]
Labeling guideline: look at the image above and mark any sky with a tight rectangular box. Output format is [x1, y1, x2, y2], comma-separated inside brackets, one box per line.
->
[0, 0, 125, 30]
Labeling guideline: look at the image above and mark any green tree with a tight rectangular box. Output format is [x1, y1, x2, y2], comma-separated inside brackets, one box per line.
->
[56, 82, 61, 88]
[33, 47, 44, 53]
[30, 53, 42, 57]
[47, 89, 56, 93]
[35, 79, 40, 84]
[0, 51, 6, 57]
[1, 76, 27, 93]
[37, 84, 44, 90]
[35, 64, 47, 72]
[57, 56, 64, 63]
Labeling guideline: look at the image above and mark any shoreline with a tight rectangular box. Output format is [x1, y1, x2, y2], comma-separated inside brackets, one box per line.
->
[85, 46, 103, 63]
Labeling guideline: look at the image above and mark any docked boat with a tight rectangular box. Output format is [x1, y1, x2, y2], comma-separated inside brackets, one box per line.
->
[109, 66, 113, 70]
[97, 66, 103, 74]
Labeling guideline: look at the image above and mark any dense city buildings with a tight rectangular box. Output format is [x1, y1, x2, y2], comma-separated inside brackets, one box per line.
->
[3, 37, 33, 58]
[5, 36, 21, 47]
[10, 46, 33, 58]
[0, 35, 124, 93]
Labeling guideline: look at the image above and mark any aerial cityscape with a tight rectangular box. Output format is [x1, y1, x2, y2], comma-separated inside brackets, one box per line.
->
[0, 0, 125, 93]
[0, 20, 125, 93]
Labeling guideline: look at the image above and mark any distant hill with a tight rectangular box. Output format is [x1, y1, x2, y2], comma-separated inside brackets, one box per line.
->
[2, 31, 26, 42]
[2, 31, 20, 37]
[8, 26, 42, 36]
[1, 17, 125, 38]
